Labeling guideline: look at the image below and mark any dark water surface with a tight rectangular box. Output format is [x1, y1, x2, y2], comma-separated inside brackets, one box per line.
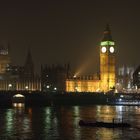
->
[0, 105, 140, 140]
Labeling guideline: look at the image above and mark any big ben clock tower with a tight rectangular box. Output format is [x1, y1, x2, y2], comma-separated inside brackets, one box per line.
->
[100, 24, 116, 92]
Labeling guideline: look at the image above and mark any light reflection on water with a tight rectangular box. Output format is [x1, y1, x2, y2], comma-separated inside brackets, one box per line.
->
[0, 105, 140, 139]
[13, 103, 25, 108]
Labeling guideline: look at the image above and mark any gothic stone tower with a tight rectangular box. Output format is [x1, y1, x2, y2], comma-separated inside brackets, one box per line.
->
[100, 24, 116, 92]
[0, 45, 11, 74]
[24, 49, 34, 79]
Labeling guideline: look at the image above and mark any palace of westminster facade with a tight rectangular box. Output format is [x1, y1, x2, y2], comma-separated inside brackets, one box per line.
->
[0, 25, 136, 92]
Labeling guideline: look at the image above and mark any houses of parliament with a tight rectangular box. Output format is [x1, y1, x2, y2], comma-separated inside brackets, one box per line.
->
[0, 46, 41, 91]
[66, 24, 116, 92]
[0, 25, 116, 92]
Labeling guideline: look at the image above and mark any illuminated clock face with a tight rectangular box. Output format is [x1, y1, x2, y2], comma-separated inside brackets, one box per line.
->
[101, 47, 106, 53]
[109, 46, 114, 53]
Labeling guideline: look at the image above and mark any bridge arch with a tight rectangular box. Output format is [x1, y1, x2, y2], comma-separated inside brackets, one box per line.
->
[12, 94, 25, 103]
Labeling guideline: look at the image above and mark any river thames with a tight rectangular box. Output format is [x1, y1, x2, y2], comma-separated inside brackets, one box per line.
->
[0, 105, 140, 140]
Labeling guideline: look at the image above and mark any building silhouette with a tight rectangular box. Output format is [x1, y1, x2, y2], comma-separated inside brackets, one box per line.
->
[41, 64, 70, 92]
[133, 65, 140, 88]
[0, 49, 41, 91]
[0, 25, 126, 92]
[23, 49, 34, 79]
[0, 44, 11, 74]
[117, 66, 134, 90]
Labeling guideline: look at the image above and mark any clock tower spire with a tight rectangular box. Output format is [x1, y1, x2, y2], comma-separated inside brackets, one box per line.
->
[102, 24, 113, 41]
[100, 24, 116, 92]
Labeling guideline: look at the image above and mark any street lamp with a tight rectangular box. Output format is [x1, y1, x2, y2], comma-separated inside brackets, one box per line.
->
[54, 87, 57, 91]
[25, 86, 29, 90]
[8, 84, 12, 90]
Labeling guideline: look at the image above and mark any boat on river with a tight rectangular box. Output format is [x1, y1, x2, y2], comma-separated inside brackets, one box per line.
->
[79, 120, 131, 128]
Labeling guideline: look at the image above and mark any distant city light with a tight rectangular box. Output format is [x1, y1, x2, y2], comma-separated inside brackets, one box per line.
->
[120, 95, 124, 98]
[75, 86, 78, 91]
[119, 98, 122, 102]
[8, 84, 12, 87]
[25, 86, 28, 90]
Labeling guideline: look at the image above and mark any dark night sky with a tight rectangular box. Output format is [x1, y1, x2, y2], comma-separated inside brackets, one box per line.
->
[0, 0, 139, 74]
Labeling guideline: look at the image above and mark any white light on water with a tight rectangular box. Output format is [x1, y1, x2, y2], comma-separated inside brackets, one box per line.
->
[13, 103, 25, 108]
[119, 98, 122, 102]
